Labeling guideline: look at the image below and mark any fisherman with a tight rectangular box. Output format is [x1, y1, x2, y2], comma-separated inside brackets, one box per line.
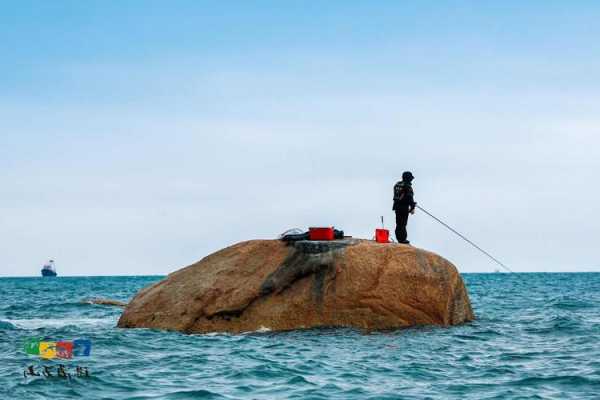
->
[393, 171, 417, 244]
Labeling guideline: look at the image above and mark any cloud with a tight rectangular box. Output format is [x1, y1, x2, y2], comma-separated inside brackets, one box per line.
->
[2, 26, 600, 275]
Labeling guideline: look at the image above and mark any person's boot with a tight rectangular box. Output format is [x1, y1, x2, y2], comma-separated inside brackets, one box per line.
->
[399, 240, 410, 244]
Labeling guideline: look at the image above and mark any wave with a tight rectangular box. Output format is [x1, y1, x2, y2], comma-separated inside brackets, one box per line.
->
[550, 296, 595, 310]
[1, 317, 116, 329]
[0, 320, 16, 330]
[242, 326, 272, 334]
[509, 375, 600, 387]
[129, 389, 228, 399]
[191, 326, 273, 337]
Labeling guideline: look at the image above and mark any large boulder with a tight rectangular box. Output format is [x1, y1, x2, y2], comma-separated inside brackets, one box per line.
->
[118, 239, 474, 333]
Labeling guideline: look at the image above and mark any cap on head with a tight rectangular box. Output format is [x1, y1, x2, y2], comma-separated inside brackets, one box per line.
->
[402, 171, 414, 181]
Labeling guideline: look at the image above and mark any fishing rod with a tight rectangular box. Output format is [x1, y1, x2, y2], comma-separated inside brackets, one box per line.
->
[416, 205, 514, 273]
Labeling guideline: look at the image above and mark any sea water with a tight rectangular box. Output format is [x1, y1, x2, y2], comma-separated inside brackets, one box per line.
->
[1, 274, 599, 399]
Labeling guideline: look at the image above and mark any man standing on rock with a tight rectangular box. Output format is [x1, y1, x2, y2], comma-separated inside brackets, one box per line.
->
[393, 171, 417, 244]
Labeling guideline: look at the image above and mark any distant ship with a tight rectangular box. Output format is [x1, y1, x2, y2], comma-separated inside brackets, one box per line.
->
[41, 260, 57, 277]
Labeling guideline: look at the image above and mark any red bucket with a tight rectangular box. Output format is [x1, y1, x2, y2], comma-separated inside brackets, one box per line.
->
[309, 227, 335, 241]
[375, 228, 390, 243]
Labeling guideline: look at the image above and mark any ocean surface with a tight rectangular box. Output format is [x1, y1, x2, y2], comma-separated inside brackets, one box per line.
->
[1, 273, 599, 399]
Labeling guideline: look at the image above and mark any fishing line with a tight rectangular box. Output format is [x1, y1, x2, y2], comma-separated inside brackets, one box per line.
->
[416, 205, 513, 273]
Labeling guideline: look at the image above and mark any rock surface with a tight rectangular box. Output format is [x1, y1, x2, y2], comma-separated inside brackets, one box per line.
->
[118, 239, 474, 333]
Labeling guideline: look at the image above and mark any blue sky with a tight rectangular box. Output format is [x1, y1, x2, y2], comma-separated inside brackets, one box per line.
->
[2, 1, 599, 276]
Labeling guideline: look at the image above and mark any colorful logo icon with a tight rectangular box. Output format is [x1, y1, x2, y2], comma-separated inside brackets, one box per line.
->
[24, 338, 91, 359]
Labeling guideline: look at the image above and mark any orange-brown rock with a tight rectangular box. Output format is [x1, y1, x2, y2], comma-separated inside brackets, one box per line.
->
[117, 239, 474, 333]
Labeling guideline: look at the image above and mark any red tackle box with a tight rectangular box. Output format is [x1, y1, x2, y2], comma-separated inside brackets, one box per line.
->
[375, 228, 390, 243]
[309, 227, 335, 241]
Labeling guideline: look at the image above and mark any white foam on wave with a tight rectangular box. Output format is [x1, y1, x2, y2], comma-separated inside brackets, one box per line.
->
[2, 317, 116, 329]
[195, 326, 272, 336]
[201, 332, 231, 337]
[242, 326, 272, 334]
[255, 326, 272, 333]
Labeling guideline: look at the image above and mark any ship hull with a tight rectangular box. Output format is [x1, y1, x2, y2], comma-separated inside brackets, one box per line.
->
[41, 269, 57, 277]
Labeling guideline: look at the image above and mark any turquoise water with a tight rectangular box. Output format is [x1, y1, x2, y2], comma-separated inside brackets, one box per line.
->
[1, 274, 599, 399]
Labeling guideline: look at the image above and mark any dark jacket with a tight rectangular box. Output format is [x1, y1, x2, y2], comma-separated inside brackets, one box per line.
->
[392, 181, 416, 212]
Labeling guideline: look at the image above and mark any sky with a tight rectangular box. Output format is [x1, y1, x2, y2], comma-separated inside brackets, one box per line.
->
[1, 1, 599, 276]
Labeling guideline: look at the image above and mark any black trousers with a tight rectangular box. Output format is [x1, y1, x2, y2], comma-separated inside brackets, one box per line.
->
[395, 210, 409, 242]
